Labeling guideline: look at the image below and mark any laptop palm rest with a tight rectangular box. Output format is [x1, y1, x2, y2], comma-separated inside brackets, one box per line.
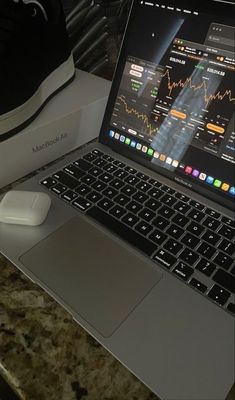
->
[20, 216, 162, 337]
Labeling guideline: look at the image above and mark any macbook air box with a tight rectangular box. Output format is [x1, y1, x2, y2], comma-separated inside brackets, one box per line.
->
[0, 69, 111, 188]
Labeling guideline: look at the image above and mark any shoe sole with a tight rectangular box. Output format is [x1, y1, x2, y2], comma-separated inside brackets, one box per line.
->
[0, 53, 75, 142]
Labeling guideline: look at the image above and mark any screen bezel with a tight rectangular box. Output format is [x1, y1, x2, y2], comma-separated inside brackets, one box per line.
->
[99, 0, 235, 211]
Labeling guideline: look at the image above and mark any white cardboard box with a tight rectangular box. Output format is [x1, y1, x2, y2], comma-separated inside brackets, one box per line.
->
[0, 69, 111, 188]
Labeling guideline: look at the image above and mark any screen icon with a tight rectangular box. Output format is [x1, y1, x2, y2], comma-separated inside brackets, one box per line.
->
[206, 176, 214, 184]
[136, 143, 142, 150]
[131, 140, 137, 148]
[185, 166, 193, 174]
[199, 173, 207, 181]
[114, 132, 120, 140]
[125, 137, 131, 145]
[147, 148, 154, 156]
[192, 169, 200, 177]
[166, 157, 173, 165]
[214, 179, 222, 188]
[142, 146, 148, 153]
[221, 183, 230, 192]
[120, 135, 125, 142]
[109, 130, 115, 138]
[229, 187, 235, 196]
[172, 160, 179, 168]
[160, 154, 166, 161]
[154, 151, 160, 159]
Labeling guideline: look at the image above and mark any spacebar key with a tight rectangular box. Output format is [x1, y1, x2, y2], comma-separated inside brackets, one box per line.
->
[87, 206, 157, 256]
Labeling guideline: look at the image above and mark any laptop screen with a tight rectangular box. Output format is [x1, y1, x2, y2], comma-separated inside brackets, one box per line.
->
[100, 0, 235, 211]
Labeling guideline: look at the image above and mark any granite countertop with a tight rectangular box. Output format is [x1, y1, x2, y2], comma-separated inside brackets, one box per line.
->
[1, 254, 235, 400]
[0, 253, 160, 400]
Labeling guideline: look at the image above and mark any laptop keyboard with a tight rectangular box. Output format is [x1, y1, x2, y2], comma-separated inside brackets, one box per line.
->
[40, 149, 235, 316]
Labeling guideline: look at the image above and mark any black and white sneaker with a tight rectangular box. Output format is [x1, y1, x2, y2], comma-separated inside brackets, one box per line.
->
[0, 0, 75, 141]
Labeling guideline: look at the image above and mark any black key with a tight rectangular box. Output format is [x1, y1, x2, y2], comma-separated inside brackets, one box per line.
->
[102, 154, 114, 162]
[195, 259, 216, 276]
[121, 185, 136, 196]
[173, 201, 190, 214]
[213, 252, 233, 270]
[161, 185, 175, 196]
[102, 187, 118, 199]
[86, 191, 103, 203]
[41, 177, 56, 189]
[181, 232, 200, 248]
[72, 197, 92, 212]
[188, 209, 204, 222]
[110, 178, 125, 190]
[166, 224, 184, 239]
[189, 200, 205, 211]
[218, 225, 235, 240]
[89, 166, 103, 177]
[61, 190, 77, 202]
[197, 242, 216, 258]
[189, 278, 207, 293]
[149, 229, 167, 245]
[114, 169, 128, 179]
[64, 165, 85, 180]
[92, 149, 103, 157]
[124, 166, 137, 174]
[74, 158, 92, 171]
[207, 284, 230, 306]
[53, 171, 79, 189]
[80, 174, 96, 185]
[136, 181, 151, 192]
[205, 208, 220, 219]
[124, 175, 140, 186]
[148, 187, 164, 199]
[51, 183, 67, 195]
[173, 262, 194, 281]
[174, 193, 190, 202]
[103, 163, 118, 174]
[152, 215, 169, 230]
[138, 208, 155, 222]
[153, 249, 177, 269]
[99, 172, 113, 183]
[221, 217, 235, 228]
[92, 158, 107, 168]
[122, 212, 139, 227]
[164, 239, 183, 255]
[133, 192, 149, 204]
[114, 193, 129, 206]
[172, 214, 189, 228]
[135, 221, 153, 236]
[109, 205, 126, 219]
[231, 266, 235, 276]
[148, 178, 162, 188]
[83, 152, 98, 162]
[218, 239, 235, 256]
[76, 184, 91, 196]
[126, 201, 142, 213]
[213, 269, 235, 294]
[91, 180, 106, 191]
[187, 221, 204, 236]
[158, 206, 175, 219]
[97, 197, 114, 211]
[113, 160, 125, 168]
[136, 172, 149, 180]
[227, 303, 235, 315]
[180, 248, 199, 265]
[202, 230, 220, 245]
[87, 206, 157, 256]
[161, 194, 175, 207]
[145, 198, 161, 211]
[203, 216, 220, 230]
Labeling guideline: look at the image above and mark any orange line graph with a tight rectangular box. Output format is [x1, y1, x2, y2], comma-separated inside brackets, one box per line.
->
[162, 69, 235, 107]
[117, 96, 158, 136]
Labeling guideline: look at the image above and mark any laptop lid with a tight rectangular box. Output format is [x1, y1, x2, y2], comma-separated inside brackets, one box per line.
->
[99, 0, 235, 212]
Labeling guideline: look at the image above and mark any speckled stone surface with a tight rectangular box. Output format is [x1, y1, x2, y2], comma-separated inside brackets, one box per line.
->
[1, 256, 235, 400]
[0, 253, 160, 400]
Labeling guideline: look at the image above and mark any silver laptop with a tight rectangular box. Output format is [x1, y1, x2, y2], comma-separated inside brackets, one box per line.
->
[1, 1, 234, 399]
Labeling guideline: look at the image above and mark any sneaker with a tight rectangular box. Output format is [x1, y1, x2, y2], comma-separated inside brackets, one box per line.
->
[0, 0, 75, 141]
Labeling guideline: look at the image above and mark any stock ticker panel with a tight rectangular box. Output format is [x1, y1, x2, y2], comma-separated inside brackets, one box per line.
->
[110, 35, 235, 163]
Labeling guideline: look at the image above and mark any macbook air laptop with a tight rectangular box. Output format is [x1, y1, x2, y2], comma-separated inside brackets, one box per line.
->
[0, 0, 234, 399]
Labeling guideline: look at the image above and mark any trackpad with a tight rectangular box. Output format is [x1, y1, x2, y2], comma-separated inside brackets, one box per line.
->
[20, 216, 162, 337]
